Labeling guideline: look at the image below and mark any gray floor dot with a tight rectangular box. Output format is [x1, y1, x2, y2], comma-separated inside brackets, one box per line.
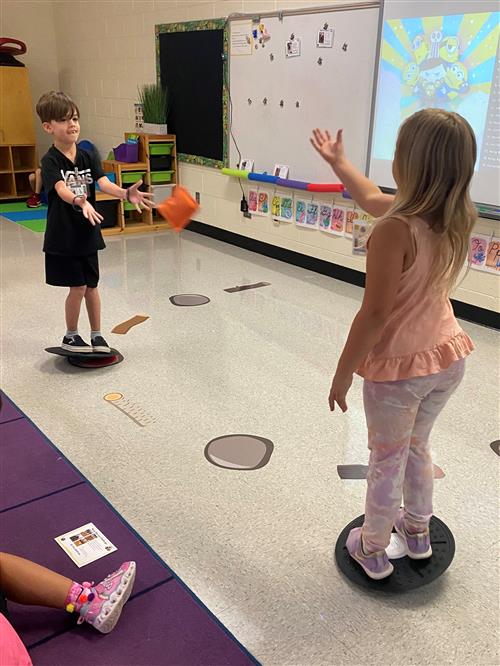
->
[169, 294, 210, 306]
[205, 434, 274, 470]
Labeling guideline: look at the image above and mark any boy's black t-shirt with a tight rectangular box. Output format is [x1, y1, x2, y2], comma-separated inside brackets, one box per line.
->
[41, 146, 106, 256]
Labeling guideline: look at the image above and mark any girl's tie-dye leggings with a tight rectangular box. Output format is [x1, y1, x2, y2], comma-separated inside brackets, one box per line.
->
[361, 358, 465, 553]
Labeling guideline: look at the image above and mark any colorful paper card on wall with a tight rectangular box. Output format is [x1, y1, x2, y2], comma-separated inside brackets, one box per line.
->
[470, 234, 489, 268]
[248, 189, 258, 213]
[469, 234, 500, 274]
[319, 203, 333, 230]
[278, 195, 293, 222]
[486, 238, 500, 272]
[295, 199, 307, 226]
[248, 189, 269, 216]
[257, 190, 269, 215]
[306, 202, 319, 228]
[329, 205, 346, 235]
[352, 215, 372, 256]
[345, 208, 359, 237]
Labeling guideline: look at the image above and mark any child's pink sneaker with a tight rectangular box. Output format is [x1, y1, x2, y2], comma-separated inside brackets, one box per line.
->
[67, 561, 136, 634]
[346, 527, 394, 580]
[394, 509, 432, 559]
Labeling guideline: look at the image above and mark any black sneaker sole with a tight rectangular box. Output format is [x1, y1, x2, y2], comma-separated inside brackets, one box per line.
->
[61, 343, 93, 353]
[92, 346, 111, 354]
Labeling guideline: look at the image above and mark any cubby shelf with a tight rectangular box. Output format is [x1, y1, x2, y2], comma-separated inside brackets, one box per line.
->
[101, 133, 177, 236]
[0, 144, 36, 199]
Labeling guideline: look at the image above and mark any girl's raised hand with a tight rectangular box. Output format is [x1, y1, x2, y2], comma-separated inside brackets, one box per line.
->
[310, 128, 345, 167]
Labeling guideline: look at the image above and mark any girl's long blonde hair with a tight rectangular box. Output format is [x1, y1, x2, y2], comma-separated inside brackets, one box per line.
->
[383, 108, 477, 293]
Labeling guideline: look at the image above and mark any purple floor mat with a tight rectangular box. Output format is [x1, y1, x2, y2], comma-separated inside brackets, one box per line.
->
[0, 418, 83, 511]
[29, 581, 255, 666]
[2, 484, 173, 647]
[0, 391, 23, 424]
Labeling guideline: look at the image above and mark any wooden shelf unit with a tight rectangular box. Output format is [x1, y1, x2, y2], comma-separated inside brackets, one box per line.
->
[0, 144, 37, 200]
[101, 133, 178, 236]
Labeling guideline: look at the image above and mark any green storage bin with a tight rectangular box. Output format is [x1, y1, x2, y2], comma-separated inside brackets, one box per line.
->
[121, 171, 145, 184]
[123, 201, 137, 211]
[149, 143, 173, 156]
[150, 170, 174, 184]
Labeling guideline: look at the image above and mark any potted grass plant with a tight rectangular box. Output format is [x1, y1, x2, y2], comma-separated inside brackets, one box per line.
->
[138, 83, 169, 135]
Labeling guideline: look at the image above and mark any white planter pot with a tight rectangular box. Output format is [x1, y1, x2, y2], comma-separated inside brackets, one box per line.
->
[143, 122, 168, 135]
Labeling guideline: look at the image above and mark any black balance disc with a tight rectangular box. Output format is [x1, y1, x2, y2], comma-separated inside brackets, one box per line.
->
[335, 514, 455, 593]
[45, 347, 123, 369]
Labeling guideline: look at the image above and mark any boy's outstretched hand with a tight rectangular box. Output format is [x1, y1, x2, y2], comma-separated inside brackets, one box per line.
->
[310, 128, 345, 168]
[81, 201, 104, 226]
[127, 180, 155, 213]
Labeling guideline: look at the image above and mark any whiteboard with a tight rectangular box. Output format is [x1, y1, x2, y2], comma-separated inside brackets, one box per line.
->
[229, 6, 380, 183]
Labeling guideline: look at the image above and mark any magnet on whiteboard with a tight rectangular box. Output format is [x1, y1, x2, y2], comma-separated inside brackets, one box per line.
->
[280, 100, 284, 107]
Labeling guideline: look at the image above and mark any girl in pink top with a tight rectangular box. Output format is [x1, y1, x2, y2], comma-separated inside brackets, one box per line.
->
[311, 109, 476, 580]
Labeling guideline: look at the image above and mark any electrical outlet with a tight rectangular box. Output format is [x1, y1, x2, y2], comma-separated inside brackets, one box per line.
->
[195, 192, 200, 204]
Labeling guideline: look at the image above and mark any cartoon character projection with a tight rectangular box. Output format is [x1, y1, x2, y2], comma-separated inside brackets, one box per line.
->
[403, 30, 469, 102]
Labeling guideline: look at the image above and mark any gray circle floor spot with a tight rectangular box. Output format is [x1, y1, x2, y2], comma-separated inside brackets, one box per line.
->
[335, 514, 455, 593]
[490, 440, 500, 457]
[205, 434, 274, 470]
[169, 294, 210, 306]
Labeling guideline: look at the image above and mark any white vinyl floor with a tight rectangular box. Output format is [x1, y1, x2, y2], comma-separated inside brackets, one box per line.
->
[1, 217, 499, 666]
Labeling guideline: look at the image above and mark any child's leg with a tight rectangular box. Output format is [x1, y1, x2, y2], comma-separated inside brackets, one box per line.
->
[362, 380, 421, 553]
[84, 286, 101, 331]
[403, 359, 466, 533]
[0, 553, 71, 609]
[0, 553, 136, 634]
[35, 168, 42, 194]
[65, 286, 87, 331]
[28, 173, 36, 192]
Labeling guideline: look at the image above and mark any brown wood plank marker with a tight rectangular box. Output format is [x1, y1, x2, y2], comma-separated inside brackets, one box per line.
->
[112, 315, 149, 334]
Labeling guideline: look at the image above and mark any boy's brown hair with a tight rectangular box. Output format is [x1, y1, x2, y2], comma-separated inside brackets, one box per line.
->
[36, 91, 80, 123]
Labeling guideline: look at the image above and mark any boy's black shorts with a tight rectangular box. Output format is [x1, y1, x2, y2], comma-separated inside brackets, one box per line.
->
[45, 252, 99, 288]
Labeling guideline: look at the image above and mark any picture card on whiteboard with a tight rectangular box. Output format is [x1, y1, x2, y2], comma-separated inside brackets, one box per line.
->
[317, 28, 334, 48]
[240, 158, 254, 172]
[286, 37, 301, 58]
[273, 164, 289, 178]
[55, 523, 117, 568]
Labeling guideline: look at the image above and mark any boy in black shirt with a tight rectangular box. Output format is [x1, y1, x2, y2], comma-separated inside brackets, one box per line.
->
[37, 91, 153, 353]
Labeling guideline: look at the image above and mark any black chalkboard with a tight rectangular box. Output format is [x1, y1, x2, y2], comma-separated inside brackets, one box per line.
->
[159, 28, 224, 163]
